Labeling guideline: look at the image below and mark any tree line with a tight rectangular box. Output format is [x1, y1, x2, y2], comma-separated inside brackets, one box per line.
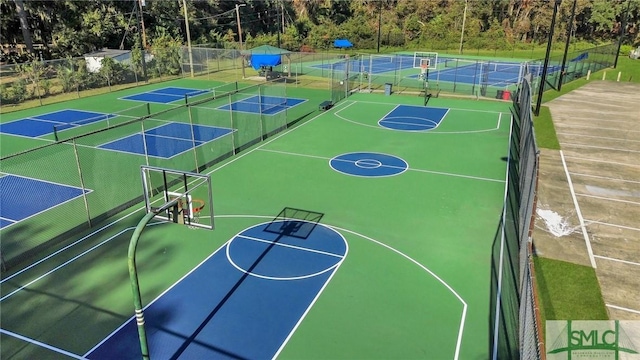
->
[1, 0, 639, 63]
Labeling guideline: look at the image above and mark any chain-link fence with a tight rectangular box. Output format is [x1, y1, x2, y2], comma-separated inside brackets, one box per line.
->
[1, 43, 617, 108]
[489, 69, 544, 359]
[0, 56, 145, 106]
[529, 43, 617, 106]
[0, 80, 319, 271]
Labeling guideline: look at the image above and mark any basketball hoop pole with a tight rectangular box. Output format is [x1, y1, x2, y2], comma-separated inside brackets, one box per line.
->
[128, 198, 179, 360]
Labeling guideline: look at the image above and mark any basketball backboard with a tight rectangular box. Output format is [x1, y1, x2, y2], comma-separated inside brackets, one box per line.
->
[140, 165, 214, 230]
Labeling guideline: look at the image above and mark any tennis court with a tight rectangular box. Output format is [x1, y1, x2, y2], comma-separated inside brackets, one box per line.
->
[122, 87, 210, 104]
[0, 78, 512, 359]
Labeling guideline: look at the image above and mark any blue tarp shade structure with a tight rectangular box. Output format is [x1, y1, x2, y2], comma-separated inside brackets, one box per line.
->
[334, 39, 353, 48]
[250, 54, 281, 70]
[570, 52, 588, 62]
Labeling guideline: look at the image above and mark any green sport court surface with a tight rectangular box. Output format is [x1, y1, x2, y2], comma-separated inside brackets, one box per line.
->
[0, 79, 512, 359]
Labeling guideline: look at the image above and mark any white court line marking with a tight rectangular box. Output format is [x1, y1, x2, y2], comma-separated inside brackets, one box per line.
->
[586, 220, 640, 232]
[0, 328, 86, 359]
[258, 148, 505, 183]
[215, 214, 467, 360]
[561, 150, 597, 268]
[563, 143, 640, 154]
[4, 98, 342, 291]
[330, 225, 467, 360]
[606, 304, 640, 315]
[570, 173, 640, 185]
[577, 194, 640, 206]
[594, 255, 640, 267]
[0, 206, 146, 285]
[491, 116, 512, 360]
[0, 224, 159, 302]
[334, 100, 503, 134]
[557, 132, 640, 144]
[236, 234, 344, 258]
[563, 155, 640, 168]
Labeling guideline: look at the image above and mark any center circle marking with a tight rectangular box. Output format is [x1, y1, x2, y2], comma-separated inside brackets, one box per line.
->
[329, 152, 409, 178]
[355, 159, 382, 169]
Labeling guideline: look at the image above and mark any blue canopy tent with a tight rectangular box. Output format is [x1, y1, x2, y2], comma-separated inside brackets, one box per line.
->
[334, 39, 353, 48]
[241, 45, 291, 79]
[249, 54, 281, 70]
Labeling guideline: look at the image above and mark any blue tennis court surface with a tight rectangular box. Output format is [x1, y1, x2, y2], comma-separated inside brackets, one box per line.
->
[98, 122, 234, 158]
[312, 55, 418, 74]
[378, 105, 449, 131]
[87, 221, 346, 360]
[0, 174, 90, 229]
[0, 109, 114, 137]
[217, 96, 306, 115]
[122, 87, 209, 104]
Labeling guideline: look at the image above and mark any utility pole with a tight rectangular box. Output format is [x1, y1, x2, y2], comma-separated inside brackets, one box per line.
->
[182, 0, 194, 77]
[136, 0, 147, 80]
[236, 3, 246, 78]
[377, 1, 382, 53]
[459, 0, 468, 54]
[276, 0, 281, 48]
[139, 0, 147, 48]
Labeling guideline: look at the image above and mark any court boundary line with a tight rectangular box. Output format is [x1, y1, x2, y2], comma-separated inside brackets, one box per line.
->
[329, 224, 468, 360]
[335, 100, 504, 134]
[259, 148, 505, 183]
[490, 115, 513, 360]
[0, 222, 161, 302]
[95, 123, 235, 160]
[236, 234, 345, 258]
[119, 87, 206, 104]
[81, 103, 341, 354]
[85, 219, 347, 359]
[216, 215, 467, 360]
[227, 225, 347, 281]
[378, 104, 450, 132]
[216, 97, 308, 117]
[0, 328, 86, 360]
[560, 150, 597, 268]
[6, 93, 338, 288]
[1, 100, 391, 356]
[0, 174, 94, 230]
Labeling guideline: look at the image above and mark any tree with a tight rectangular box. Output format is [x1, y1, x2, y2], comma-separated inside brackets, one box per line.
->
[13, 0, 33, 53]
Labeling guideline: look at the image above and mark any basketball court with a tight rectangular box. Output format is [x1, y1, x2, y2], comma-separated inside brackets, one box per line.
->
[0, 78, 513, 359]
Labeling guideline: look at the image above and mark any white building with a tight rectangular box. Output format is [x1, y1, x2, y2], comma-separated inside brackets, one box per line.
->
[83, 48, 131, 73]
